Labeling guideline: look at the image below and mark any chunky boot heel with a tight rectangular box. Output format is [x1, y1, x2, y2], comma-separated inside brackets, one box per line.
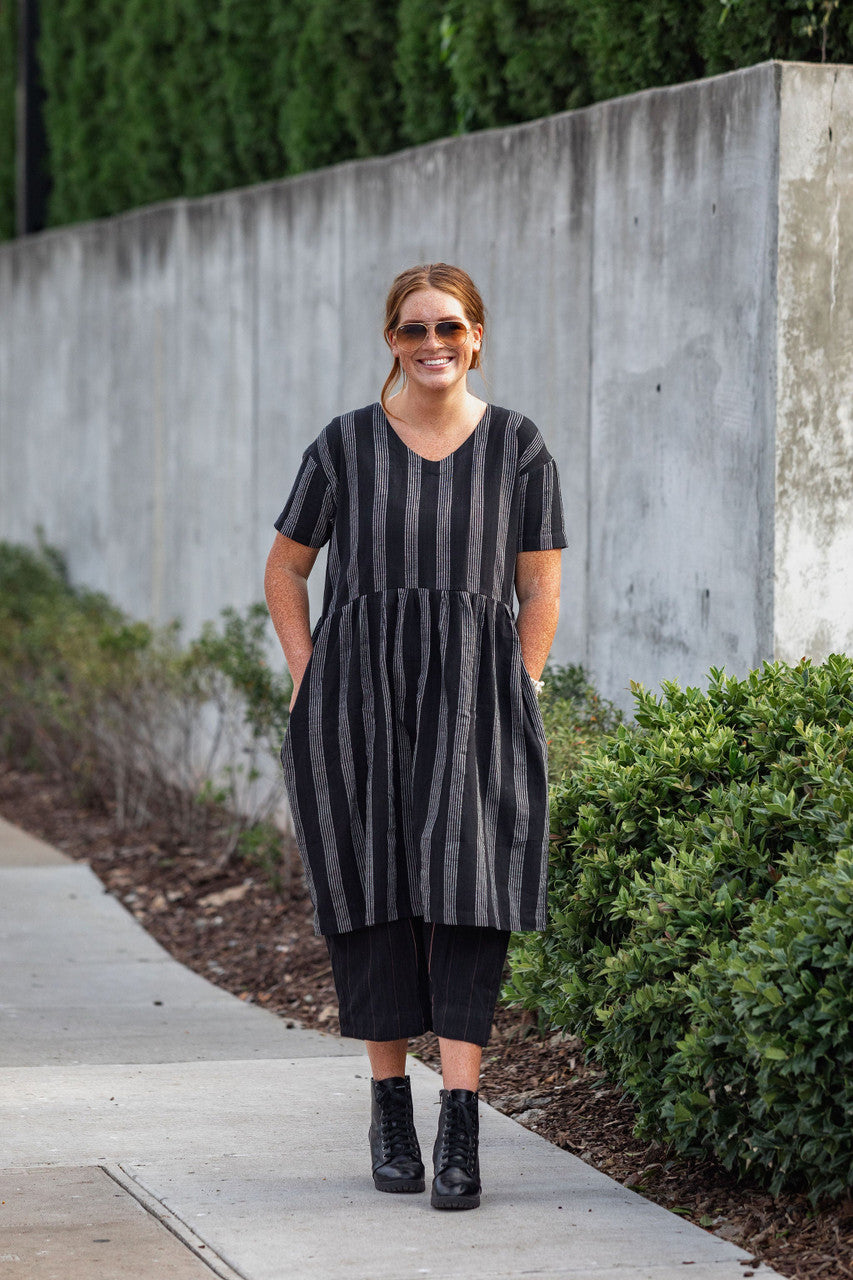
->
[369, 1076, 425, 1193]
[431, 1088, 481, 1209]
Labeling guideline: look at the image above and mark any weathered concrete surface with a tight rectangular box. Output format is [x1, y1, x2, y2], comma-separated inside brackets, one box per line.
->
[775, 64, 853, 663]
[0, 855, 356, 1068]
[0, 812, 785, 1279]
[0, 63, 851, 711]
[587, 65, 779, 700]
[0, 816, 71, 866]
[0, 1166, 224, 1280]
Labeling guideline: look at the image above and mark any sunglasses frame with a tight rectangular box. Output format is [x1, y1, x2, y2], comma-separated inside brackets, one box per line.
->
[391, 319, 474, 352]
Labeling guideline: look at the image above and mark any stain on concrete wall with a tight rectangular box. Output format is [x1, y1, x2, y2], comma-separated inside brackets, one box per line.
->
[775, 64, 853, 663]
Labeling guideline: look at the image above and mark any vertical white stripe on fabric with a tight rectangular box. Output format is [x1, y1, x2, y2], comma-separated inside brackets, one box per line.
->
[327, 522, 341, 597]
[418, 589, 451, 915]
[393, 588, 420, 900]
[376, 593, 398, 914]
[278, 455, 318, 537]
[280, 730, 319, 922]
[358, 601, 377, 922]
[506, 644, 532, 932]
[372, 404, 389, 592]
[539, 460, 555, 545]
[491, 416, 519, 597]
[518, 425, 545, 470]
[340, 411, 360, 602]
[403, 453, 421, 586]
[305, 621, 352, 932]
[466, 420, 488, 594]
[466, 596, 489, 925]
[442, 594, 478, 921]
[516, 471, 529, 551]
[312, 484, 335, 546]
[436, 455, 453, 589]
[336, 604, 366, 877]
[411, 588, 432, 917]
[482, 604, 504, 925]
[317, 427, 339, 501]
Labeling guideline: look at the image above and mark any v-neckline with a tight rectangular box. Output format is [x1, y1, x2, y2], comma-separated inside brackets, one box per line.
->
[381, 403, 491, 470]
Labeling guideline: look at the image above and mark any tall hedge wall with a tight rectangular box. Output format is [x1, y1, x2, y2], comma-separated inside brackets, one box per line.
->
[0, 0, 16, 240]
[3, 0, 853, 238]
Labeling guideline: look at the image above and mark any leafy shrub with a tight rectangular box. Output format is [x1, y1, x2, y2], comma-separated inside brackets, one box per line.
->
[669, 849, 853, 1199]
[506, 654, 853, 1200]
[0, 540, 294, 884]
[539, 661, 623, 783]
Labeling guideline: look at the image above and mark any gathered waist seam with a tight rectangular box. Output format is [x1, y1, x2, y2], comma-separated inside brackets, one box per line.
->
[319, 586, 514, 625]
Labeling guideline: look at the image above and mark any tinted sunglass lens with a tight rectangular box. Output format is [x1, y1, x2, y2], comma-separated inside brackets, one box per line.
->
[435, 321, 468, 345]
[396, 323, 429, 349]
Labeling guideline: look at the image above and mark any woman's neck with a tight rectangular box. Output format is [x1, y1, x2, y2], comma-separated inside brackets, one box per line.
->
[387, 381, 484, 435]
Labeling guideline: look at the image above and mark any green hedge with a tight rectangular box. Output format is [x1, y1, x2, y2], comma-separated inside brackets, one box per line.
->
[3, 0, 853, 237]
[506, 655, 853, 1200]
[0, 0, 17, 240]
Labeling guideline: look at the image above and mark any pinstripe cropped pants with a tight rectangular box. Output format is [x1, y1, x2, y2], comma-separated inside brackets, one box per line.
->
[325, 917, 511, 1047]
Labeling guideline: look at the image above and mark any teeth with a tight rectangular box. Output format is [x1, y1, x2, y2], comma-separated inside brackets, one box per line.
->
[422, 358, 451, 366]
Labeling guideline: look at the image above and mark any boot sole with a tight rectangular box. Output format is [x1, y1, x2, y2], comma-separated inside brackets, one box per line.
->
[430, 1188, 481, 1209]
[374, 1176, 426, 1193]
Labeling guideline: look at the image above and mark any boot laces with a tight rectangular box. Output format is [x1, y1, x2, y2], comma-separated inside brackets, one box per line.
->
[440, 1096, 477, 1172]
[380, 1091, 417, 1160]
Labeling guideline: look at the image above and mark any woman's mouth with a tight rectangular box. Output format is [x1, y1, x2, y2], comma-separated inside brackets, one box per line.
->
[420, 357, 453, 368]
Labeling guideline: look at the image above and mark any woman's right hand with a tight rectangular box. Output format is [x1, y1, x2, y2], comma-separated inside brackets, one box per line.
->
[265, 533, 318, 716]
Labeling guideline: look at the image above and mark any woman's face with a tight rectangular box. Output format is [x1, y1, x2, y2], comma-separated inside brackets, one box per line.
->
[389, 287, 482, 396]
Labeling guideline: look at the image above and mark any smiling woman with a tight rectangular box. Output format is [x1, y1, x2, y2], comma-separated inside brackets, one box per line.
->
[264, 261, 567, 1212]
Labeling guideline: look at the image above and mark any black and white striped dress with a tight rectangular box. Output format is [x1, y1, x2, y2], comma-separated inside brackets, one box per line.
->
[275, 402, 568, 937]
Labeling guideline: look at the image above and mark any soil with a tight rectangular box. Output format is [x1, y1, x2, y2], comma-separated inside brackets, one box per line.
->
[1, 760, 851, 1280]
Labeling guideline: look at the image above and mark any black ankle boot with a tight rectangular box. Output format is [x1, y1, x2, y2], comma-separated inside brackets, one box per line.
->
[369, 1076, 425, 1193]
[431, 1088, 481, 1209]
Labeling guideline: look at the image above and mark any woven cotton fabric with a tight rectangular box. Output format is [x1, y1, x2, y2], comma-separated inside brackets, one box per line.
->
[275, 402, 568, 936]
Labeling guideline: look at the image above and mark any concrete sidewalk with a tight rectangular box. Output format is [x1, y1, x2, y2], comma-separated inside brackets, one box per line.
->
[0, 815, 782, 1280]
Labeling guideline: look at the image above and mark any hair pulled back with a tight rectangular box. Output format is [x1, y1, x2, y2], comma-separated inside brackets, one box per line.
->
[381, 263, 486, 415]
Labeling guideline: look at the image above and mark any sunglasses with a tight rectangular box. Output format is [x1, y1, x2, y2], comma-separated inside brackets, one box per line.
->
[391, 320, 473, 353]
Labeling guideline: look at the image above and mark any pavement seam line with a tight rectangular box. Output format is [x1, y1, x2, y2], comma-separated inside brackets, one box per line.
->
[102, 1161, 248, 1280]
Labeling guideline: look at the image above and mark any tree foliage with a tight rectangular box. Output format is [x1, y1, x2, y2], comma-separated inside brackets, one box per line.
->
[0, 0, 16, 239]
[2, 0, 852, 238]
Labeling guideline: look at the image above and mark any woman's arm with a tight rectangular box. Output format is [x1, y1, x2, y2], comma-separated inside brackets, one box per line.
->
[514, 549, 562, 681]
[264, 532, 321, 709]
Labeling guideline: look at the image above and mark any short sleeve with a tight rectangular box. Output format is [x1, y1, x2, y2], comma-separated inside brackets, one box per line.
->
[517, 457, 569, 552]
[274, 440, 336, 548]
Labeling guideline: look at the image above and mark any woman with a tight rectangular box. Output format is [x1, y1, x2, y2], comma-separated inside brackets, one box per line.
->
[265, 263, 566, 1209]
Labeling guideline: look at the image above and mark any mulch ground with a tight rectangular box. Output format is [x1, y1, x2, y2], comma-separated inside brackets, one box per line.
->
[1, 760, 851, 1279]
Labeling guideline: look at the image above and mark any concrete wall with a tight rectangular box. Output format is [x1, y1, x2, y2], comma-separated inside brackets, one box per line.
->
[1, 61, 851, 710]
[774, 65, 853, 663]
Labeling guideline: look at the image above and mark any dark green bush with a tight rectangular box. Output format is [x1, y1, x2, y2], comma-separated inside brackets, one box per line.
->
[539, 661, 623, 783]
[282, 0, 403, 173]
[4, 0, 853, 240]
[669, 848, 853, 1199]
[0, 0, 16, 240]
[506, 655, 853, 1200]
[395, 0, 457, 145]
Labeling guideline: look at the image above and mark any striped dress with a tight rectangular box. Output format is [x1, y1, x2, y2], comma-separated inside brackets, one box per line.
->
[275, 402, 568, 937]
